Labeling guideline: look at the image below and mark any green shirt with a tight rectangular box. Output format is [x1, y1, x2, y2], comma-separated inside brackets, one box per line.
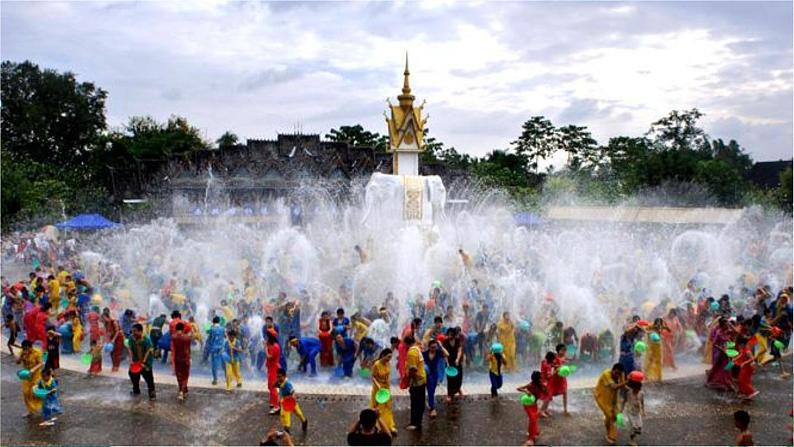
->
[129, 335, 154, 369]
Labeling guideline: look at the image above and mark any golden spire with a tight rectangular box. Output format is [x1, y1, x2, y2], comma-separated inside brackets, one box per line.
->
[398, 52, 415, 107]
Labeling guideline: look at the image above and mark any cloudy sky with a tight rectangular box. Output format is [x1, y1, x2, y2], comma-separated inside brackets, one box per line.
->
[2, 1, 792, 161]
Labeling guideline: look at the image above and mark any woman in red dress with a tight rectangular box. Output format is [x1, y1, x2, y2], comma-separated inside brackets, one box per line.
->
[318, 311, 334, 367]
[109, 318, 124, 372]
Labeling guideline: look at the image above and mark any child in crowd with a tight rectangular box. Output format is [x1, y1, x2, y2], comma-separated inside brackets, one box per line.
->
[516, 371, 545, 446]
[225, 329, 243, 392]
[549, 344, 570, 416]
[487, 344, 504, 397]
[276, 369, 308, 434]
[38, 368, 64, 427]
[734, 410, 753, 446]
[4, 314, 20, 358]
[621, 371, 645, 446]
[88, 340, 102, 376]
[44, 326, 61, 373]
[735, 336, 759, 400]
[539, 351, 556, 417]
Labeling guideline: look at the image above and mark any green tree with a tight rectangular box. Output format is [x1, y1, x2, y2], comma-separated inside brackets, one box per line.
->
[646, 108, 709, 152]
[776, 167, 793, 211]
[1, 60, 108, 168]
[472, 149, 531, 188]
[119, 115, 207, 158]
[325, 124, 388, 151]
[420, 128, 472, 170]
[216, 131, 239, 148]
[557, 124, 600, 170]
[1, 61, 112, 228]
[511, 116, 557, 171]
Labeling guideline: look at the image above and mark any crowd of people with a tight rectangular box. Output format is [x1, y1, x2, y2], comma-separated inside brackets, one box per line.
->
[2, 237, 792, 446]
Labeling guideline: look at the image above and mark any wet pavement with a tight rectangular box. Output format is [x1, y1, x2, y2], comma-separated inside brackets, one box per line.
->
[2, 353, 792, 446]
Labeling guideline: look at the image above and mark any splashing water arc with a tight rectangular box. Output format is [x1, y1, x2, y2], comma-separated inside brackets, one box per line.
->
[82, 172, 792, 379]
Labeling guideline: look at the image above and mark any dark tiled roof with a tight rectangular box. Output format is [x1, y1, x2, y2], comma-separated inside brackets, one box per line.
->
[749, 160, 792, 189]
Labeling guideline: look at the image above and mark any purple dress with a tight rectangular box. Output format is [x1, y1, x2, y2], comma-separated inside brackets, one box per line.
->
[705, 326, 733, 390]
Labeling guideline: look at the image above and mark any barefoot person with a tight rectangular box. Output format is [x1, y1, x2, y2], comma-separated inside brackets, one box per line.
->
[370, 349, 397, 436]
[593, 363, 626, 446]
[172, 322, 192, 400]
[16, 340, 44, 418]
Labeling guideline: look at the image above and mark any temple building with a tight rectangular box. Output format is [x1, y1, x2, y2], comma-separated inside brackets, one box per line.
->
[114, 57, 463, 224]
[385, 54, 427, 176]
[161, 133, 394, 223]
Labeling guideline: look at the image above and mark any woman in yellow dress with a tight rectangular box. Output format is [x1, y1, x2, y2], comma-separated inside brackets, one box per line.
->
[593, 363, 626, 446]
[72, 315, 84, 353]
[644, 318, 666, 382]
[497, 312, 517, 372]
[16, 340, 44, 417]
[370, 349, 396, 435]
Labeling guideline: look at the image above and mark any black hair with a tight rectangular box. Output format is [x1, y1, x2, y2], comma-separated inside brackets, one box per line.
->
[359, 408, 377, 429]
[5, 314, 13, 321]
[628, 379, 643, 392]
[555, 343, 566, 353]
[133, 323, 144, 332]
[434, 316, 443, 324]
[378, 348, 392, 359]
[412, 318, 422, 327]
[288, 335, 298, 343]
[404, 334, 415, 345]
[734, 410, 750, 429]
[266, 331, 279, 344]
[611, 363, 625, 373]
[213, 316, 220, 324]
[545, 351, 556, 362]
[171, 310, 181, 319]
[428, 339, 438, 347]
[21, 340, 32, 348]
[277, 368, 287, 376]
[336, 307, 345, 314]
[530, 370, 542, 386]
[175, 322, 185, 331]
[390, 336, 399, 345]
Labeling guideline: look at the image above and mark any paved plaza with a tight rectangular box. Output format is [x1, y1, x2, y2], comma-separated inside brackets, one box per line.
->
[2, 353, 792, 446]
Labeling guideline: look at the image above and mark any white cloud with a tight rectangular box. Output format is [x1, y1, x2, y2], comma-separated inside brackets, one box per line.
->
[1, 1, 791, 160]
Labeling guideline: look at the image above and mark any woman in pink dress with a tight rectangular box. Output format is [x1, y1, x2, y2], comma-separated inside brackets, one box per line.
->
[705, 318, 735, 391]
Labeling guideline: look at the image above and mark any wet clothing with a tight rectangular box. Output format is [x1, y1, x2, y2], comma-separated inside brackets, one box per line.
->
[594, 368, 624, 444]
[370, 357, 396, 433]
[336, 337, 357, 377]
[20, 347, 43, 414]
[422, 350, 444, 410]
[38, 377, 63, 421]
[618, 333, 636, 374]
[644, 331, 663, 381]
[295, 337, 321, 375]
[266, 342, 281, 409]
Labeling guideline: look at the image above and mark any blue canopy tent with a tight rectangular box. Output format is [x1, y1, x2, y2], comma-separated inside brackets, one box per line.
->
[513, 212, 544, 226]
[55, 214, 120, 231]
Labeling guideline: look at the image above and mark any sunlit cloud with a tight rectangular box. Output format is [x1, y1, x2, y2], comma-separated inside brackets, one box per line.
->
[1, 1, 790, 160]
